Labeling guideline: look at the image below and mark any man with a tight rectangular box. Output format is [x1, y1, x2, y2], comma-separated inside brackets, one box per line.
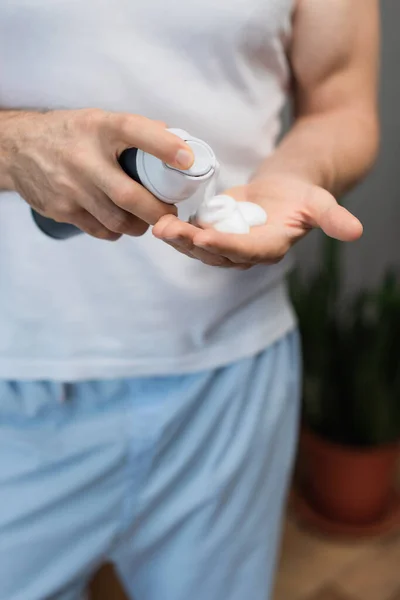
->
[0, 1, 379, 599]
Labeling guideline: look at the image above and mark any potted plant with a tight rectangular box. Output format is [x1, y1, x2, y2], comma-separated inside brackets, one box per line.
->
[290, 237, 400, 536]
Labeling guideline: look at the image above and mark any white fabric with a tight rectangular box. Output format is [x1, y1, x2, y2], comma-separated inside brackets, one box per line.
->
[0, 0, 296, 380]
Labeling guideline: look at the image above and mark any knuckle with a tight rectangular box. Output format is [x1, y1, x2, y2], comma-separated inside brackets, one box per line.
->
[53, 173, 75, 193]
[113, 186, 138, 210]
[105, 212, 132, 233]
[117, 113, 144, 139]
[108, 214, 149, 236]
[53, 200, 79, 221]
[52, 174, 88, 205]
[69, 145, 91, 168]
[75, 108, 106, 133]
[113, 113, 129, 135]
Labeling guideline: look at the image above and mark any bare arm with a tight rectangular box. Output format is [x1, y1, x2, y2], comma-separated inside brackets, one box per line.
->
[255, 0, 380, 196]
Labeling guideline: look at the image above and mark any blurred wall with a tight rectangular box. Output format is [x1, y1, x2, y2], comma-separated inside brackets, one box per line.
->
[294, 0, 400, 294]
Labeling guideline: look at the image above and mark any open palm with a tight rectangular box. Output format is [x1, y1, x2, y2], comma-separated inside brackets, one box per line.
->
[153, 176, 363, 269]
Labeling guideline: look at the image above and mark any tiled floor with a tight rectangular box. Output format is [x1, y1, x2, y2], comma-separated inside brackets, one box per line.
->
[273, 515, 400, 600]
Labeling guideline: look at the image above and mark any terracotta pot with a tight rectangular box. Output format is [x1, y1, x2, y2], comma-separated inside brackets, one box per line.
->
[299, 428, 400, 525]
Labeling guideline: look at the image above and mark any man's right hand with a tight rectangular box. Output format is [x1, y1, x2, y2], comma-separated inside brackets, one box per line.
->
[0, 109, 194, 240]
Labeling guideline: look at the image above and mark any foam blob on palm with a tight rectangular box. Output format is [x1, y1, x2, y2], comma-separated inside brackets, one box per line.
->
[193, 195, 267, 233]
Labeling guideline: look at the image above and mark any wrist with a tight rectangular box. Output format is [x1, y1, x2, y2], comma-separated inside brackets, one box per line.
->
[251, 155, 330, 191]
[250, 168, 324, 192]
[0, 110, 39, 192]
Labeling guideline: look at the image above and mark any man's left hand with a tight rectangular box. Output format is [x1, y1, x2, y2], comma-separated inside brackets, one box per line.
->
[152, 175, 363, 269]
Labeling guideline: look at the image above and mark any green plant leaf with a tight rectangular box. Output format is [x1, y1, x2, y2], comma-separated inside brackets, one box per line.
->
[291, 238, 400, 447]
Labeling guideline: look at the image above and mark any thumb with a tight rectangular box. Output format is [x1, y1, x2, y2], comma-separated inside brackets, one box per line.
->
[309, 188, 363, 242]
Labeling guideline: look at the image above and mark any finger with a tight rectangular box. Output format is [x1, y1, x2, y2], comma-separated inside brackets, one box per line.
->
[107, 114, 194, 170]
[88, 160, 177, 226]
[155, 214, 284, 266]
[81, 188, 149, 236]
[305, 187, 363, 242]
[192, 226, 289, 265]
[153, 214, 196, 242]
[71, 210, 122, 241]
[166, 239, 233, 267]
[163, 241, 194, 259]
[152, 213, 181, 238]
[319, 205, 363, 241]
[172, 240, 234, 267]
[154, 215, 235, 267]
[192, 249, 234, 267]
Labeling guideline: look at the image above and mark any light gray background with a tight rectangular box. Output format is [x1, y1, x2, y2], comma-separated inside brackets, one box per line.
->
[292, 0, 399, 293]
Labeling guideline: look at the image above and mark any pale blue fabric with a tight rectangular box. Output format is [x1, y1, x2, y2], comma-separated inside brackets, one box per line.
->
[0, 331, 300, 600]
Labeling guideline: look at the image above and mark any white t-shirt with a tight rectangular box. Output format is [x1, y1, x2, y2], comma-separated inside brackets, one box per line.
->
[0, 0, 297, 381]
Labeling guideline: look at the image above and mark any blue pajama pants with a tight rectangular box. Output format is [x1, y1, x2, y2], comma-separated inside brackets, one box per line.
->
[0, 330, 300, 600]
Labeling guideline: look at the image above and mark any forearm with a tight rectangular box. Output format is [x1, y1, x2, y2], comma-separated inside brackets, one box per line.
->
[254, 107, 379, 197]
[256, 0, 380, 198]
